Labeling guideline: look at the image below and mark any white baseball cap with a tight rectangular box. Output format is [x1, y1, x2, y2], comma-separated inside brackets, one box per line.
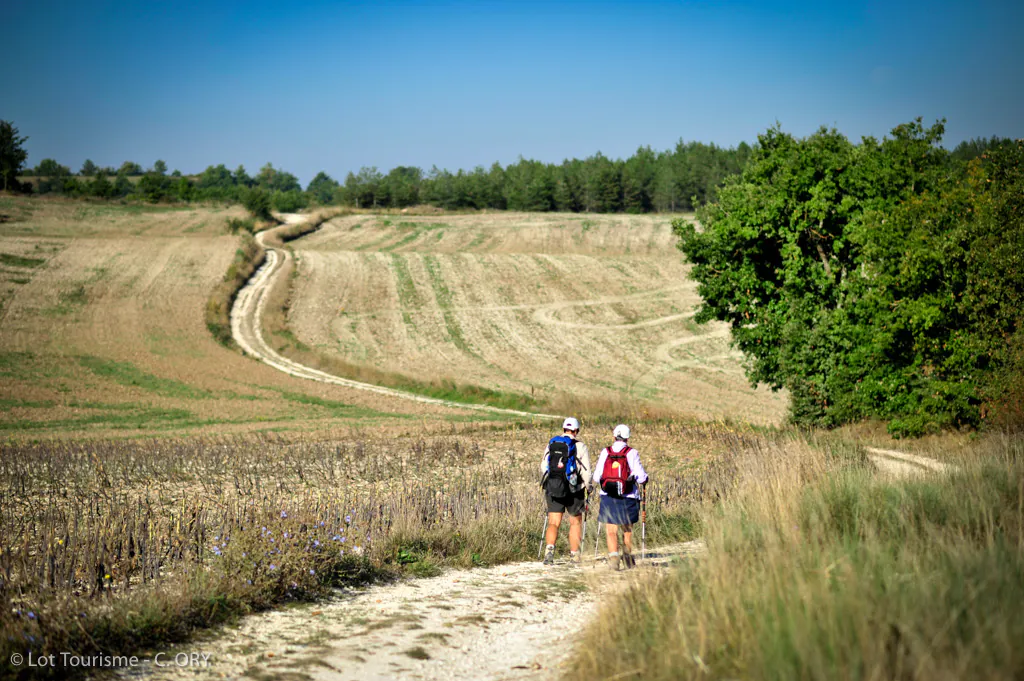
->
[613, 424, 631, 440]
[562, 417, 580, 431]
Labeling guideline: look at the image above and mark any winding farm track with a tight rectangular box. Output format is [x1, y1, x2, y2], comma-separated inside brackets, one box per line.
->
[229, 215, 559, 420]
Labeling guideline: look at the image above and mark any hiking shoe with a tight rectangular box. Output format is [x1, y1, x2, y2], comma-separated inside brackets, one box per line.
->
[569, 551, 581, 567]
[607, 552, 621, 571]
[622, 553, 636, 570]
[543, 546, 555, 566]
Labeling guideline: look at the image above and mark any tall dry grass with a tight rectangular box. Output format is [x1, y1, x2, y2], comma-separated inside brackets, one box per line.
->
[568, 432, 1024, 681]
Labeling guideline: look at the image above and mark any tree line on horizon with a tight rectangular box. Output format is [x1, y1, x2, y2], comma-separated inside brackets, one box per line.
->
[2, 118, 1008, 215]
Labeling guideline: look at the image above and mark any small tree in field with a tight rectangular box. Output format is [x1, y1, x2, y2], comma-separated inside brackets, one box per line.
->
[241, 187, 272, 221]
[80, 159, 98, 176]
[306, 171, 339, 205]
[0, 121, 28, 191]
[119, 161, 143, 176]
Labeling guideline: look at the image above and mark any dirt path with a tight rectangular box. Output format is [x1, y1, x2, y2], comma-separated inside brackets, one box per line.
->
[119, 541, 705, 681]
[865, 446, 955, 477]
[117, 443, 948, 681]
[229, 216, 558, 421]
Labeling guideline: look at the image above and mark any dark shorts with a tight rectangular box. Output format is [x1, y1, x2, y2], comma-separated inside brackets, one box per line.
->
[546, 489, 586, 516]
[598, 495, 639, 526]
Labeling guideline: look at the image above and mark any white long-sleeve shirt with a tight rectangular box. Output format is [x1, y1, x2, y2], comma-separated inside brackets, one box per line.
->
[540, 437, 592, 490]
[591, 441, 648, 499]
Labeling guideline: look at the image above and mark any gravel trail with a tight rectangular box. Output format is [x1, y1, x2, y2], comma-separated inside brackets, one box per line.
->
[119, 542, 705, 681]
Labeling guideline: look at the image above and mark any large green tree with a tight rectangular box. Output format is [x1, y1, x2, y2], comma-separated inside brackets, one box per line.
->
[676, 119, 957, 434]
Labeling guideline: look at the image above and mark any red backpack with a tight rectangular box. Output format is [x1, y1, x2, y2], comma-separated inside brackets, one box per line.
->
[601, 446, 635, 498]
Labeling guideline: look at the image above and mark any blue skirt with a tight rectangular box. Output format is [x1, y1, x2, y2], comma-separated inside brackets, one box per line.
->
[598, 495, 639, 525]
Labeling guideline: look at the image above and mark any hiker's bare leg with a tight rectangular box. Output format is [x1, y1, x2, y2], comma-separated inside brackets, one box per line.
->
[568, 514, 582, 552]
[605, 523, 619, 554]
[621, 524, 634, 554]
[545, 512, 563, 547]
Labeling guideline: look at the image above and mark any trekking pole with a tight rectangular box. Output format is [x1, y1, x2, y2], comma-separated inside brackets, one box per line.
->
[640, 483, 647, 564]
[540, 489, 548, 557]
[538, 508, 547, 560]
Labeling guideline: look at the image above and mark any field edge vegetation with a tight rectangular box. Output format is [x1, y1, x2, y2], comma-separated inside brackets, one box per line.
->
[567, 431, 1024, 681]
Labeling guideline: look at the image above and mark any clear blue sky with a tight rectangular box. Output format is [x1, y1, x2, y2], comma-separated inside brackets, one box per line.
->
[4, 0, 1022, 184]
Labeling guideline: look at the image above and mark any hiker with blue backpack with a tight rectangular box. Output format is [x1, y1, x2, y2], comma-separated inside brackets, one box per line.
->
[592, 424, 648, 570]
[540, 417, 592, 566]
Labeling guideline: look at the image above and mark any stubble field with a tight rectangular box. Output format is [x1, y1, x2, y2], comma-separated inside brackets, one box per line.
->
[286, 212, 786, 425]
[0, 197, 498, 438]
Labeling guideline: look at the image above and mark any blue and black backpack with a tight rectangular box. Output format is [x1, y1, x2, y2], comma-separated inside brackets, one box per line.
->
[543, 435, 579, 498]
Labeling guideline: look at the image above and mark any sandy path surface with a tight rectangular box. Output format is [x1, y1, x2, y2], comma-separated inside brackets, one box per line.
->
[119, 541, 706, 681]
[865, 446, 956, 477]
[229, 216, 558, 421]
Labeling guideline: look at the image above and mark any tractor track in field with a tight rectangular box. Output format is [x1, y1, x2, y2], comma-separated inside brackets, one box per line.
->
[229, 215, 559, 421]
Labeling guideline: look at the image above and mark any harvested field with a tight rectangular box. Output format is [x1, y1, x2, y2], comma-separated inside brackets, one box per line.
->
[287, 212, 787, 425]
[0, 196, 485, 437]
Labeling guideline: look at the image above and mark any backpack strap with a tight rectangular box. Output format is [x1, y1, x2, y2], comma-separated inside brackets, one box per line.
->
[608, 445, 631, 458]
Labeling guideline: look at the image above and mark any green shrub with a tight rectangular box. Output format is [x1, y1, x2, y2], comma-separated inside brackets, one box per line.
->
[241, 187, 272, 221]
[271, 189, 308, 213]
[225, 216, 255, 234]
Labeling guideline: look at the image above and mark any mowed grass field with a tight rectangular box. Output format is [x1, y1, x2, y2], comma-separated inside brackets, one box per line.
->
[0, 196, 490, 437]
[286, 212, 787, 424]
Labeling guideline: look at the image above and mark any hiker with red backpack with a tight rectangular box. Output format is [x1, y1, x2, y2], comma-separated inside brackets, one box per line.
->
[592, 424, 648, 570]
[540, 417, 592, 566]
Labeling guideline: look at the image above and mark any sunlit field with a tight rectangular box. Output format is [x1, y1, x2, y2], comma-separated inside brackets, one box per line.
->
[284, 212, 786, 424]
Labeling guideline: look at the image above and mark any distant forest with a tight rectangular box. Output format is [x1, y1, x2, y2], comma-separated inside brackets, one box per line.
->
[6, 130, 1008, 214]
